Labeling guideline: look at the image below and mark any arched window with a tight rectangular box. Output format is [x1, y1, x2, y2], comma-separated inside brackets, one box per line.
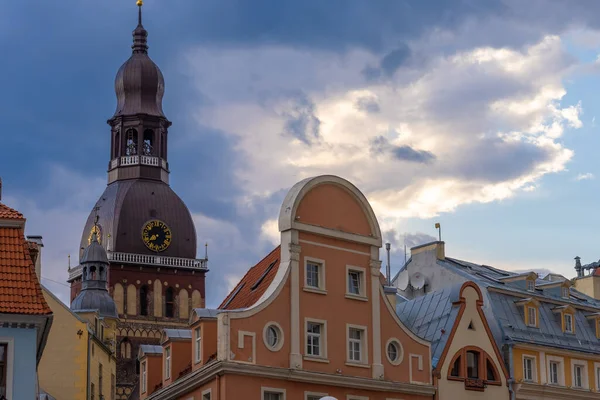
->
[140, 285, 149, 316]
[89, 266, 97, 280]
[165, 287, 175, 318]
[120, 338, 132, 359]
[447, 346, 501, 389]
[125, 129, 138, 156]
[114, 130, 120, 158]
[143, 129, 154, 156]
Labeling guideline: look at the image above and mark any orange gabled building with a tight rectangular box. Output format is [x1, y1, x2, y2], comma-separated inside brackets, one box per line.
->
[140, 175, 435, 400]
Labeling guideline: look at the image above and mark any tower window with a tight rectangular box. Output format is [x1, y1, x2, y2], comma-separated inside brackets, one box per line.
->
[165, 287, 175, 318]
[114, 129, 120, 158]
[125, 129, 138, 156]
[140, 285, 149, 316]
[143, 129, 154, 156]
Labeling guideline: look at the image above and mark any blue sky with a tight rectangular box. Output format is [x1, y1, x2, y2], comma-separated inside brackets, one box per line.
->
[1, 1, 600, 307]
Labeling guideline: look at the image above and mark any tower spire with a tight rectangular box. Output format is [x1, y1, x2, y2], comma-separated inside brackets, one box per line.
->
[132, 0, 148, 54]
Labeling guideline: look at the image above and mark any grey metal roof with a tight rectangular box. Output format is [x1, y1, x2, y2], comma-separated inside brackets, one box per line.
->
[396, 283, 463, 368]
[163, 329, 192, 339]
[70, 289, 119, 319]
[193, 308, 221, 318]
[139, 344, 163, 355]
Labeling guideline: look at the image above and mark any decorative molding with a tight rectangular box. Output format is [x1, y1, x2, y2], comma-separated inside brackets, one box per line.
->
[298, 239, 371, 256]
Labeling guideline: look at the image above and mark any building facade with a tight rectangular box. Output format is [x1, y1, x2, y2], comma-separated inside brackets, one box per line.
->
[0, 192, 53, 399]
[394, 241, 600, 400]
[39, 232, 118, 399]
[66, 3, 207, 398]
[140, 175, 436, 400]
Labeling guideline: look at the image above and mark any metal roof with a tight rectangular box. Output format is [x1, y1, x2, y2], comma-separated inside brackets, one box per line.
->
[163, 329, 192, 340]
[139, 344, 163, 355]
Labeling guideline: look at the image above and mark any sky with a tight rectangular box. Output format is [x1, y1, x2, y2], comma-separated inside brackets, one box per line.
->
[2, 0, 600, 308]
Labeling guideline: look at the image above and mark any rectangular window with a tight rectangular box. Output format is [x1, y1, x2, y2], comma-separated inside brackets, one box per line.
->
[574, 364, 583, 388]
[562, 287, 569, 298]
[348, 328, 363, 363]
[527, 279, 535, 291]
[348, 270, 362, 295]
[306, 394, 327, 400]
[306, 262, 320, 288]
[523, 357, 534, 381]
[564, 314, 574, 333]
[527, 307, 537, 327]
[195, 327, 202, 363]
[263, 391, 283, 400]
[0, 343, 8, 398]
[307, 322, 323, 357]
[141, 361, 147, 393]
[549, 361, 559, 384]
[467, 350, 480, 379]
[165, 347, 171, 378]
[99, 363, 103, 396]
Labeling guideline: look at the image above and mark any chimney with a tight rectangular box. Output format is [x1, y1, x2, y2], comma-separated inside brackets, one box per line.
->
[383, 242, 397, 308]
[411, 241, 445, 261]
[575, 256, 582, 278]
[26, 236, 44, 280]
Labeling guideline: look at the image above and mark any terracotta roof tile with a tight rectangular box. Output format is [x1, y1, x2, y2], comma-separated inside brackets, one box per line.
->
[219, 246, 280, 310]
[0, 203, 51, 315]
[0, 204, 23, 220]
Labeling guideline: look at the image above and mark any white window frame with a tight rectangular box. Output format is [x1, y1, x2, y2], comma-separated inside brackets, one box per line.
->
[304, 318, 328, 360]
[571, 359, 589, 389]
[522, 355, 537, 382]
[564, 313, 574, 333]
[547, 355, 565, 386]
[527, 279, 535, 291]
[141, 360, 147, 393]
[261, 387, 286, 400]
[263, 322, 284, 352]
[304, 257, 326, 294]
[527, 306, 537, 327]
[195, 327, 202, 363]
[201, 388, 212, 400]
[0, 338, 14, 400]
[165, 346, 171, 379]
[305, 391, 328, 400]
[385, 337, 404, 366]
[346, 324, 368, 365]
[594, 362, 600, 392]
[345, 265, 367, 301]
[562, 287, 570, 298]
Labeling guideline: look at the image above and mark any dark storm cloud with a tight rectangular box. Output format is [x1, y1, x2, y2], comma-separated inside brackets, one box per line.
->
[281, 91, 321, 145]
[370, 136, 436, 164]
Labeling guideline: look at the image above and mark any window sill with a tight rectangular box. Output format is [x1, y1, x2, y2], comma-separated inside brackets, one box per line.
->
[303, 287, 327, 295]
[345, 362, 370, 369]
[345, 293, 368, 302]
[304, 356, 329, 363]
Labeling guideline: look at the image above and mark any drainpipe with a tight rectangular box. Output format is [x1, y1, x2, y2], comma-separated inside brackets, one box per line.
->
[508, 344, 516, 400]
[87, 328, 91, 400]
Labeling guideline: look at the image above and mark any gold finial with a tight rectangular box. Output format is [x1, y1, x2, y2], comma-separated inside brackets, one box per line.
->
[136, 0, 143, 6]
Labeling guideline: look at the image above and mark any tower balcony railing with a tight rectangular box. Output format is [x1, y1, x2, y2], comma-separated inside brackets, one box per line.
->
[113, 156, 164, 168]
[68, 252, 207, 281]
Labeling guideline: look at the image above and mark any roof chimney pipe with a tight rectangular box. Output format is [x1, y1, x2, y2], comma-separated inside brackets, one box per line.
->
[575, 256, 582, 278]
[385, 243, 391, 286]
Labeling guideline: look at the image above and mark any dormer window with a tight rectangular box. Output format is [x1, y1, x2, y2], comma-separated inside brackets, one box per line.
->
[564, 313, 574, 333]
[562, 287, 569, 298]
[515, 298, 540, 328]
[527, 307, 538, 328]
[552, 305, 576, 334]
[527, 279, 535, 292]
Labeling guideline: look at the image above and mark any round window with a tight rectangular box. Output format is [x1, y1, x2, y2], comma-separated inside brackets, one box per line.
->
[263, 323, 284, 351]
[386, 339, 403, 365]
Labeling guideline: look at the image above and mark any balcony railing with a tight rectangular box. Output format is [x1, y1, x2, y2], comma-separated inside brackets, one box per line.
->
[115, 156, 162, 168]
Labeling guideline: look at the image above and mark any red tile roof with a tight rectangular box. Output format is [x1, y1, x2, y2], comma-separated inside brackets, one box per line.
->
[0, 204, 23, 220]
[219, 246, 281, 310]
[0, 205, 51, 315]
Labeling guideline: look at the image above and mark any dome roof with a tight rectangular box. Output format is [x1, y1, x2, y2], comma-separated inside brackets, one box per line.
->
[79, 179, 197, 261]
[112, 20, 165, 118]
[71, 289, 119, 319]
[81, 233, 109, 264]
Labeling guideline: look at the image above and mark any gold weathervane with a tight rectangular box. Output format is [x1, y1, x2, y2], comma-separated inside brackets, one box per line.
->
[136, 0, 143, 6]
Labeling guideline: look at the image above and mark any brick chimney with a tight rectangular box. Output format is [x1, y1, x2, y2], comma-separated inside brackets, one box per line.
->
[26, 236, 44, 280]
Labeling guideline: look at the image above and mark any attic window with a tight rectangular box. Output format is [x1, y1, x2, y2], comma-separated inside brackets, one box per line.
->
[251, 260, 278, 291]
[564, 313, 574, 334]
[447, 347, 502, 389]
[526, 279, 535, 292]
[562, 287, 569, 298]
[468, 321, 475, 330]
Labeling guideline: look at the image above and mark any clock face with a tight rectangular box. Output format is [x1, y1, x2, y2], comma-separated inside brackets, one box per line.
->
[88, 225, 102, 245]
[141, 220, 172, 252]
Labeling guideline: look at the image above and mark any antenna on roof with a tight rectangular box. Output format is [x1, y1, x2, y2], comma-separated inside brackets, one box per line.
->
[205, 242, 208, 260]
[404, 242, 407, 265]
[385, 243, 391, 286]
[68, 254, 71, 271]
[435, 222, 441, 241]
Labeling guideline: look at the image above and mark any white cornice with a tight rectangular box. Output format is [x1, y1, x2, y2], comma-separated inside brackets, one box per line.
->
[517, 381, 600, 399]
[147, 361, 436, 400]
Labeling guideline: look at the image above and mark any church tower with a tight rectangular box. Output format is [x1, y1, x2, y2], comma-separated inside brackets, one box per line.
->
[68, 2, 208, 398]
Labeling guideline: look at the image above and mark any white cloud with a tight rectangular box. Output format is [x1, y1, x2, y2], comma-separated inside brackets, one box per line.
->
[576, 172, 595, 181]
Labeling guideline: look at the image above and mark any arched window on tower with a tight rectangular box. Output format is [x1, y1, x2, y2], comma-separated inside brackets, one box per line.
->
[140, 285, 149, 316]
[113, 129, 120, 158]
[120, 338, 131, 359]
[143, 129, 154, 156]
[125, 129, 138, 156]
[89, 266, 97, 280]
[165, 287, 175, 318]
[161, 131, 166, 160]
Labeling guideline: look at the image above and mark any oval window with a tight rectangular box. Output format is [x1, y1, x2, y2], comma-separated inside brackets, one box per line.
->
[386, 339, 403, 365]
[263, 323, 284, 351]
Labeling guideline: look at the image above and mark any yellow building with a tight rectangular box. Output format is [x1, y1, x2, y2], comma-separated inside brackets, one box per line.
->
[39, 233, 118, 399]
